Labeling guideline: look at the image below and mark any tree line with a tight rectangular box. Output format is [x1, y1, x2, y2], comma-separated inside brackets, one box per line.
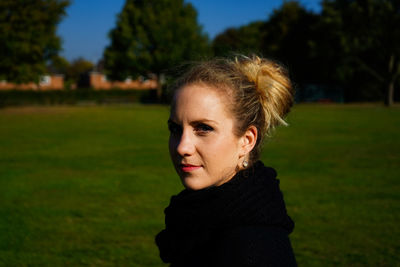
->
[1, 0, 399, 105]
[212, 0, 400, 106]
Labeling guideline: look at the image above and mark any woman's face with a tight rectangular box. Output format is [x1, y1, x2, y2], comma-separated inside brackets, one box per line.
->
[168, 83, 246, 190]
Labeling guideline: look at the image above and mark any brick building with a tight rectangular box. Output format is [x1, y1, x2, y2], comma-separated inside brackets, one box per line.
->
[87, 72, 158, 90]
[0, 75, 64, 90]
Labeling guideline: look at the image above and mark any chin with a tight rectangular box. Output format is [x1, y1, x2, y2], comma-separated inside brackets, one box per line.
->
[181, 178, 209, 191]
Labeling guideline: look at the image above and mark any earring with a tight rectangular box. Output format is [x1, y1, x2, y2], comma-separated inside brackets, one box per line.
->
[243, 160, 248, 168]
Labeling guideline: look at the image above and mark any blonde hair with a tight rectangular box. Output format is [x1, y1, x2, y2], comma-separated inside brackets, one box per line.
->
[171, 55, 294, 163]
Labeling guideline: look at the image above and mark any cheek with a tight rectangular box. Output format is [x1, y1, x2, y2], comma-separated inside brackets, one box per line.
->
[204, 135, 239, 160]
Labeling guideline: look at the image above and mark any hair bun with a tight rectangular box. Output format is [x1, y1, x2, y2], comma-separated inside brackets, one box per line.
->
[235, 55, 293, 132]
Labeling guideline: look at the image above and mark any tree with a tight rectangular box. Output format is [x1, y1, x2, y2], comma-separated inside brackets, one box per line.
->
[47, 57, 94, 88]
[212, 21, 264, 57]
[261, 1, 320, 85]
[66, 58, 94, 87]
[320, 0, 400, 106]
[47, 55, 69, 74]
[0, 0, 70, 84]
[104, 0, 210, 98]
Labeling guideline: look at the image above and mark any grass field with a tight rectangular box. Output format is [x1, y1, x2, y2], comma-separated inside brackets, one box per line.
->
[0, 104, 399, 266]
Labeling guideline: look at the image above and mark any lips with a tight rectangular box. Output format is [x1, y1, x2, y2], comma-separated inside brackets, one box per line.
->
[180, 163, 201, 172]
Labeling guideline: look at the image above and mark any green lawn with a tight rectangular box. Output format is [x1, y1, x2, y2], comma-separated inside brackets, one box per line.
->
[0, 104, 399, 266]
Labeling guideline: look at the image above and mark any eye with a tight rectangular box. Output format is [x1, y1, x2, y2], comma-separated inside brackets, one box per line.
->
[168, 121, 182, 135]
[194, 123, 213, 135]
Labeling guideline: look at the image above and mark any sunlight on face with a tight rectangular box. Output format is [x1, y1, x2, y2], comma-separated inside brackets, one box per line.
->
[168, 83, 244, 190]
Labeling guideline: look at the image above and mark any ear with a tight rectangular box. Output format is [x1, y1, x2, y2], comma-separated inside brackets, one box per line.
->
[239, 125, 258, 157]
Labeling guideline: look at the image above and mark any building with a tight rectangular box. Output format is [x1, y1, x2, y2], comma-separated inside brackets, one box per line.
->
[87, 72, 158, 90]
[0, 72, 158, 91]
[0, 75, 64, 90]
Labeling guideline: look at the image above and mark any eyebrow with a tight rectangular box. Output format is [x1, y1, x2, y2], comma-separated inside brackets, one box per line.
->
[190, 119, 218, 125]
[167, 118, 218, 125]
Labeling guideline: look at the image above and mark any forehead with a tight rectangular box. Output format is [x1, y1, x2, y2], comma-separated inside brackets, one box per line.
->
[171, 83, 233, 120]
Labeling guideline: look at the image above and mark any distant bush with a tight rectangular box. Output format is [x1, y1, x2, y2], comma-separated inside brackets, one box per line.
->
[0, 89, 158, 107]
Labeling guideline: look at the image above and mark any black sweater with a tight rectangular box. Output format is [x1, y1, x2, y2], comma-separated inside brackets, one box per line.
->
[156, 161, 297, 267]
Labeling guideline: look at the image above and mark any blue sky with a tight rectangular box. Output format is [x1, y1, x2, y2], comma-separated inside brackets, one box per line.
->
[57, 0, 322, 63]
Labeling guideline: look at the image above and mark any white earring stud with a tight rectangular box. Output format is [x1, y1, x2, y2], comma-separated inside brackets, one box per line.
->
[243, 160, 248, 168]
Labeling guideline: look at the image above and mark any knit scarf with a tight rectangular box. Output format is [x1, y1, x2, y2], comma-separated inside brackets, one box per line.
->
[155, 161, 294, 264]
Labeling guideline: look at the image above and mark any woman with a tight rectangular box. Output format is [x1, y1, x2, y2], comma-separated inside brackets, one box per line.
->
[156, 55, 296, 266]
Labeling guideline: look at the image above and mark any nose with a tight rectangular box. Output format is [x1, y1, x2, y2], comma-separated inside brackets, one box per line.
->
[176, 130, 195, 157]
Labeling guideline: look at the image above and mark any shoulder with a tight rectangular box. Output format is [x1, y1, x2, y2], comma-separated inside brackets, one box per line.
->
[212, 225, 297, 267]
